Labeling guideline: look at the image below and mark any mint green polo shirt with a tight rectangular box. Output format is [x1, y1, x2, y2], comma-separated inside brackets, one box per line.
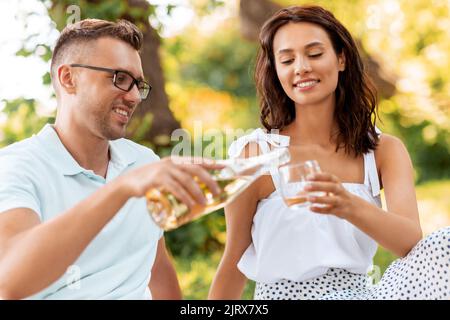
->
[0, 124, 163, 299]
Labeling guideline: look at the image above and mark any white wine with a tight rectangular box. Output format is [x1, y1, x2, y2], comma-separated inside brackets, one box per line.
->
[147, 175, 252, 231]
[283, 190, 327, 209]
[284, 195, 309, 208]
[146, 148, 290, 230]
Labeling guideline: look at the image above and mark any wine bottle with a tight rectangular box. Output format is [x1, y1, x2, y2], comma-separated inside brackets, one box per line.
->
[146, 147, 290, 230]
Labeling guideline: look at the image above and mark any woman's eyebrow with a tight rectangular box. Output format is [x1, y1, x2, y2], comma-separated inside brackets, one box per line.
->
[276, 41, 325, 55]
[276, 48, 294, 55]
[304, 41, 325, 49]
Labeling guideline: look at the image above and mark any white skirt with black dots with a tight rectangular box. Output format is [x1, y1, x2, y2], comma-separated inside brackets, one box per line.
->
[254, 227, 450, 300]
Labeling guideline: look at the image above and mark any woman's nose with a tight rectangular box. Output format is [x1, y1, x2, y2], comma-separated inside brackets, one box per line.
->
[295, 58, 312, 75]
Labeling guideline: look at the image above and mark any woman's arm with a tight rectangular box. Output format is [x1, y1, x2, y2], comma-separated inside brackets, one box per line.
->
[208, 186, 258, 299]
[306, 134, 422, 257]
[208, 143, 269, 299]
[149, 237, 182, 299]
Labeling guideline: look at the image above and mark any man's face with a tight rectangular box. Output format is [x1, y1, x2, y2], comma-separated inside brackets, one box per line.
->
[72, 37, 144, 140]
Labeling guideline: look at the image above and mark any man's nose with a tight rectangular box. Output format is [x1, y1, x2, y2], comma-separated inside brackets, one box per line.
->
[124, 82, 142, 105]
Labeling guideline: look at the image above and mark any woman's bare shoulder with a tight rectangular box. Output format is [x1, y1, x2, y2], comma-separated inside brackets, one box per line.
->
[375, 133, 408, 156]
[375, 133, 412, 173]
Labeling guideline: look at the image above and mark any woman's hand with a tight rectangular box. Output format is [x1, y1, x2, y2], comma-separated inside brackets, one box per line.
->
[304, 172, 360, 220]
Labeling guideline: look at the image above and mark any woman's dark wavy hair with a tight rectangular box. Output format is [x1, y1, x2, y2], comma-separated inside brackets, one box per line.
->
[255, 5, 379, 156]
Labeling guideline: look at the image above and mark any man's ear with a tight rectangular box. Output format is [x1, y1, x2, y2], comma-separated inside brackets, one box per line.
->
[57, 65, 77, 94]
[338, 53, 346, 72]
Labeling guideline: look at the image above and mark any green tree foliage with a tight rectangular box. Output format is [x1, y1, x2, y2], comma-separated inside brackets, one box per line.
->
[163, 20, 260, 132]
[0, 98, 54, 147]
[169, 27, 257, 98]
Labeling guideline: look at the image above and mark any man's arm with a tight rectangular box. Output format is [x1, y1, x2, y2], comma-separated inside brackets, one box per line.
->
[0, 158, 221, 300]
[149, 237, 182, 299]
[0, 178, 130, 299]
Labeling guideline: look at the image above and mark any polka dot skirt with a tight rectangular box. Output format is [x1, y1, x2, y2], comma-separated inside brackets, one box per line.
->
[254, 227, 450, 300]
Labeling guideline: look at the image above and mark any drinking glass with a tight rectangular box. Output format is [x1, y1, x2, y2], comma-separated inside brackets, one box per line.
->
[278, 160, 325, 209]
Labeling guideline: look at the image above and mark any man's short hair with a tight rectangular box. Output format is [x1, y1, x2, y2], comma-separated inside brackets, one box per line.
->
[50, 19, 143, 78]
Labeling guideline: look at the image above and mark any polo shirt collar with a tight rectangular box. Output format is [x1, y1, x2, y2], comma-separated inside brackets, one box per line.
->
[36, 124, 137, 176]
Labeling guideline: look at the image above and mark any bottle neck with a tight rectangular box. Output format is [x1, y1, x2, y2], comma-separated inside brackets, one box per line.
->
[217, 147, 290, 179]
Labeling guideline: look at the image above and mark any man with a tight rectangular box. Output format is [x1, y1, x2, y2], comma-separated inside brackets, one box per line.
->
[0, 19, 221, 299]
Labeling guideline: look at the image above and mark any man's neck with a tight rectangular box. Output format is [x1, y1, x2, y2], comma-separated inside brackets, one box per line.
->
[53, 120, 110, 178]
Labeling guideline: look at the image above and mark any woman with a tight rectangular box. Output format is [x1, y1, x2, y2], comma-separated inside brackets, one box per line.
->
[208, 5, 449, 300]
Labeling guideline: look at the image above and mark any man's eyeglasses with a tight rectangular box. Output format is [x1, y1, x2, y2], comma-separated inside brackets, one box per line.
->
[70, 64, 151, 100]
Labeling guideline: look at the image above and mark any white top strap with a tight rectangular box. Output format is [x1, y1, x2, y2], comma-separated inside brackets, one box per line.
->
[364, 151, 380, 197]
[364, 126, 382, 197]
[228, 128, 290, 191]
[374, 125, 382, 136]
[228, 128, 290, 158]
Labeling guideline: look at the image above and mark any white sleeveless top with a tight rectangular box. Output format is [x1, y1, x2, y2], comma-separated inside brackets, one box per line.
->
[228, 128, 382, 283]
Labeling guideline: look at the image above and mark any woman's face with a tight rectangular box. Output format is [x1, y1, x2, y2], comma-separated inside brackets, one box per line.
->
[273, 22, 345, 108]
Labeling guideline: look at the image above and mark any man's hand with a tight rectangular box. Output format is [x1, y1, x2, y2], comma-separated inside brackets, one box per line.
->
[121, 157, 224, 208]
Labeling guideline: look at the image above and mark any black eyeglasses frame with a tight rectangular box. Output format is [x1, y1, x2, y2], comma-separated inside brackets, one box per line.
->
[69, 63, 151, 100]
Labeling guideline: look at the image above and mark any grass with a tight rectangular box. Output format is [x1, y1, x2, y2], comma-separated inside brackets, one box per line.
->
[174, 251, 255, 300]
[415, 180, 450, 235]
[173, 180, 450, 299]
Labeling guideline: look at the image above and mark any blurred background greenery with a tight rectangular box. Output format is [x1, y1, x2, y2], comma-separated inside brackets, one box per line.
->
[0, 0, 448, 299]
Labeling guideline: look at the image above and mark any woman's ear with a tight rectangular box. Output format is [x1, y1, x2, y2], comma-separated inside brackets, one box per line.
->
[338, 53, 346, 72]
[57, 65, 77, 94]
